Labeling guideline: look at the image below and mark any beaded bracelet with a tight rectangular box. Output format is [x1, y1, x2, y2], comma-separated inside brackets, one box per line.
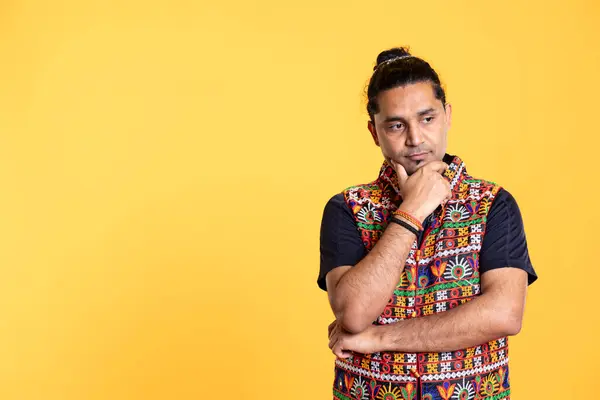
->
[393, 210, 423, 231]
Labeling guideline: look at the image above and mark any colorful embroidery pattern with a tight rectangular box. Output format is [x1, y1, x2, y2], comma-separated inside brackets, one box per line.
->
[335, 156, 507, 399]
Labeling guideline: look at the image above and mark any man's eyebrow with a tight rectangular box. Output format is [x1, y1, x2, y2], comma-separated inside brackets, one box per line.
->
[417, 107, 436, 116]
[382, 115, 407, 123]
[382, 108, 438, 123]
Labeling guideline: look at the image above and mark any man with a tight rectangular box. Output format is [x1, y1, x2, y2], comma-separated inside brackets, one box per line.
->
[317, 47, 537, 399]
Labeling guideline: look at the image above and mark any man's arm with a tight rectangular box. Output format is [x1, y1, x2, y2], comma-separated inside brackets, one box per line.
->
[328, 188, 537, 356]
[326, 224, 417, 334]
[378, 267, 528, 352]
[329, 267, 528, 356]
[326, 161, 451, 334]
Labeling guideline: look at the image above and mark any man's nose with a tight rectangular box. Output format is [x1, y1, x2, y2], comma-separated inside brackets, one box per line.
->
[405, 124, 424, 146]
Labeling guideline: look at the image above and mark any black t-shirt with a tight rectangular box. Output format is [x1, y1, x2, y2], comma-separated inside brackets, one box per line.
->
[318, 188, 537, 291]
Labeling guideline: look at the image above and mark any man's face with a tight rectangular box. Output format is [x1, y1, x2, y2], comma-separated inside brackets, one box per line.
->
[368, 81, 452, 175]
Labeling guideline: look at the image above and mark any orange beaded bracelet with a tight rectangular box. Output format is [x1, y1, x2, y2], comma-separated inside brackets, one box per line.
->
[392, 210, 423, 231]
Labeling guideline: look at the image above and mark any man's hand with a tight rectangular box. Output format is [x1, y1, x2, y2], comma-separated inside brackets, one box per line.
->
[390, 159, 451, 222]
[328, 320, 384, 359]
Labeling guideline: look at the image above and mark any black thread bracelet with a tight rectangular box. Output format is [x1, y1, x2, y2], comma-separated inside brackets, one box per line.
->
[390, 216, 421, 236]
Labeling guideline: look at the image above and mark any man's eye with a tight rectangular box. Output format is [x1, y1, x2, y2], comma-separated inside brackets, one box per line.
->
[389, 123, 404, 130]
[423, 116, 434, 123]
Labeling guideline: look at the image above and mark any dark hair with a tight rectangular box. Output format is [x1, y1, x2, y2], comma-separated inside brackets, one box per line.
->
[367, 47, 446, 120]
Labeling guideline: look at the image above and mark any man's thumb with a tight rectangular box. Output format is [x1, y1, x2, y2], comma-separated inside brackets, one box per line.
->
[390, 160, 408, 186]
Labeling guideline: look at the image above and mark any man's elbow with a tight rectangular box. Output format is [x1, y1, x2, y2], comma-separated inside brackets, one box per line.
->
[337, 306, 372, 334]
[495, 311, 523, 337]
[331, 295, 372, 334]
[505, 317, 523, 336]
[340, 318, 370, 334]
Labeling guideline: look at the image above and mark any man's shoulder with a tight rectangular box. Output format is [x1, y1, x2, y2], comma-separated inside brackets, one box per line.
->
[463, 174, 501, 187]
[323, 178, 382, 218]
[461, 173, 505, 198]
[464, 176, 520, 204]
[473, 183, 520, 219]
[341, 178, 386, 200]
[343, 179, 383, 191]
[321, 192, 357, 230]
[324, 192, 346, 207]
[323, 192, 352, 215]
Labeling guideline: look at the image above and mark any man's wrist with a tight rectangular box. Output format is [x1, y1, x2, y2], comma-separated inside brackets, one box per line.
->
[395, 205, 426, 224]
[377, 323, 399, 352]
[389, 216, 421, 237]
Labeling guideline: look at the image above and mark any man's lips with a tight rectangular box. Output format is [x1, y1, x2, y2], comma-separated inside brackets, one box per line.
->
[406, 152, 429, 160]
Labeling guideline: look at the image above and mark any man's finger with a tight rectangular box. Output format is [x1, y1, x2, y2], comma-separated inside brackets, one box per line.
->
[332, 338, 343, 358]
[390, 159, 409, 186]
[422, 161, 449, 175]
[328, 321, 336, 339]
[329, 325, 341, 349]
[329, 333, 339, 350]
[333, 341, 351, 359]
[329, 322, 339, 342]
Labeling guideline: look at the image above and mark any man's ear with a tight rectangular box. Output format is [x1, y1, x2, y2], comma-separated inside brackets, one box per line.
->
[444, 103, 452, 129]
[368, 121, 380, 146]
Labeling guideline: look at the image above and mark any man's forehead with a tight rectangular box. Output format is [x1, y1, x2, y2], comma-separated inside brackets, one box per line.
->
[377, 82, 439, 114]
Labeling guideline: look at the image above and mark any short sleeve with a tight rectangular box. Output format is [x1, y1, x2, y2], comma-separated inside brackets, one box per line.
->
[317, 193, 366, 291]
[480, 189, 538, 285]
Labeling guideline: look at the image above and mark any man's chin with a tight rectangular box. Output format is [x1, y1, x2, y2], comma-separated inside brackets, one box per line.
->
[405, 158, 428, 175]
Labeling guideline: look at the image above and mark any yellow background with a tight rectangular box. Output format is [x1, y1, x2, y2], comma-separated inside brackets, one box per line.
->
[0, 1, 598, 399]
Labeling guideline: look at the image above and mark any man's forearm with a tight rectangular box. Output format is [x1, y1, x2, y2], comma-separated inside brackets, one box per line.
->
[376, 292, 522, 352]
[333, 223, 415, 333]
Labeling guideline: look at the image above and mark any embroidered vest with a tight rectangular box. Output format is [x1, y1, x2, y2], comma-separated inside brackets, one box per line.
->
[333, 155, 509, 400]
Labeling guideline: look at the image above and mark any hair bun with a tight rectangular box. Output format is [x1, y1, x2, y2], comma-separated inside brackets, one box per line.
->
[374, 47, 412, 70]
